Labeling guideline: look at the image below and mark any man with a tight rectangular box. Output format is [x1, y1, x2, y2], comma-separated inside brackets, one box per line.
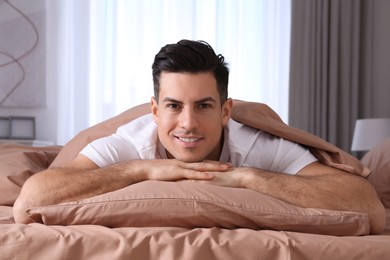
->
[14, 40, 385, 234]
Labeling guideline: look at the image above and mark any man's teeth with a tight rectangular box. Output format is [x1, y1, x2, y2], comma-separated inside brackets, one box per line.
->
[179, 137, 199, 143]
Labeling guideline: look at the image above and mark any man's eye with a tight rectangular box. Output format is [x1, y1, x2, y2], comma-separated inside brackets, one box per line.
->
[198, 103, 211, 109]
[167, 103, 179, 109]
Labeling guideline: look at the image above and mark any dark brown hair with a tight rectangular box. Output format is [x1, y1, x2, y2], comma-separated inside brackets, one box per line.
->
[152, 40, 229, 104]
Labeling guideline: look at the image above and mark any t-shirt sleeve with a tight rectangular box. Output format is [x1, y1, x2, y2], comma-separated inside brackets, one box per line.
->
[276, 141, 318, 174]
[243, 133, 318, 175]
[80, 134, 140, 167]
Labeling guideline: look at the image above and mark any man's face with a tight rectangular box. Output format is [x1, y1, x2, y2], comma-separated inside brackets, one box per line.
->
[151, 71, 232, 162]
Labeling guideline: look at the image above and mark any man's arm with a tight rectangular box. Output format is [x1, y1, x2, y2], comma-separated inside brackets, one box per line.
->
[13, 155, 229, 224]
[197, 162, 386, 235]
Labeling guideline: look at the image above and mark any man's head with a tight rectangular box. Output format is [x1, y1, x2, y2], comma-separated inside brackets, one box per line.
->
[152, 40, 229, 104]
[151, 40, 232, 162]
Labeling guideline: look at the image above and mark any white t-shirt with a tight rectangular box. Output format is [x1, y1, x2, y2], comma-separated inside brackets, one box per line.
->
[81, 114, 317, 175]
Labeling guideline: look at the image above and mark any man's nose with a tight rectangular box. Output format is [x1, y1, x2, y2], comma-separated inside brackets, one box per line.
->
[179, 109, 199, 130]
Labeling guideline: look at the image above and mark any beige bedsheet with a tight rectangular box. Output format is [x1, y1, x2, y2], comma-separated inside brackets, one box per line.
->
[1, 206, 389, 260]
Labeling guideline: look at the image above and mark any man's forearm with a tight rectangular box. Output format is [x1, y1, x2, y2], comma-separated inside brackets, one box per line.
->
[241, 163, 386, 234]
[13, 162, 144, 223]
[244, 169, 355, 210]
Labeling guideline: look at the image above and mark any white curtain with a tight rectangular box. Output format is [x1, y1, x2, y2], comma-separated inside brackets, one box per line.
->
[52, 0, 291, 145]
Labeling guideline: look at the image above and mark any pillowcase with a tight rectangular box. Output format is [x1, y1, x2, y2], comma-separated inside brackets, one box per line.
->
[27, 180, 369, 236]
[362, 138, 390, 208]
[0, 143, 61, 206]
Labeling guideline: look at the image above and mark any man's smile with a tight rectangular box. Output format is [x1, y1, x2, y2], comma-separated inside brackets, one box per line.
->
[177, 137, 201, 143]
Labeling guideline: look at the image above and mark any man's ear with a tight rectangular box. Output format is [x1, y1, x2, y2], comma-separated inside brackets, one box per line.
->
[151, 97, 159, 123]
[222, 98, 233, 126]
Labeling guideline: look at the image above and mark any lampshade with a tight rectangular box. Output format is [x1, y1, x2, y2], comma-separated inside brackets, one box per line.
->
[351, 118, 390, 151]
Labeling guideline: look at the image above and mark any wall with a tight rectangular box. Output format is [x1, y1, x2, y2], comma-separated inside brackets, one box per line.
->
[0, 0, 58, 144]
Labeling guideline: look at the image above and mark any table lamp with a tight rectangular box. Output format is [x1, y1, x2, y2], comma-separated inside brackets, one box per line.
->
[351, 118, 390, 151]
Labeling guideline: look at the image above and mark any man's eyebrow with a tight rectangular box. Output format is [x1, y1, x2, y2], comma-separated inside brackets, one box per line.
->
[194, 97, 217, 104]
[162, 97, 217, 104]
[162, 97, 183, 104]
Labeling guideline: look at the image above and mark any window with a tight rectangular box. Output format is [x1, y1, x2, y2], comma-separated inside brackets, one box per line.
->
[54, 0, 291, 144]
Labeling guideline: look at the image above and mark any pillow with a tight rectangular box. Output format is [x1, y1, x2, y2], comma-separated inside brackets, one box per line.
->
[362, 138, 390, 208]
[0, 143, 61, 206]
[27, 181, 369, 236]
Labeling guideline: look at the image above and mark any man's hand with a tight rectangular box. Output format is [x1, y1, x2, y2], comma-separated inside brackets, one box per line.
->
[141, 159, 231, 182]
[178, 166, 249, 188]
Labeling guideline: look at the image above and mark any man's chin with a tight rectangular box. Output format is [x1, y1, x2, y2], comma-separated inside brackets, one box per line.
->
[174, 154, 205, 163]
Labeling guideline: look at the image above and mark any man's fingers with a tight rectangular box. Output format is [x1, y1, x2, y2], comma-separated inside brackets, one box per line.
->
[176, 160, 232, 180]
[183, 170, 214, 180]
[146, 159, 229, 181]
[186, 160, 231, 172]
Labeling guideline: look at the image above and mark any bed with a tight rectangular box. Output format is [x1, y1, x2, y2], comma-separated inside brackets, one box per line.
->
[1, 101, 390, 259]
